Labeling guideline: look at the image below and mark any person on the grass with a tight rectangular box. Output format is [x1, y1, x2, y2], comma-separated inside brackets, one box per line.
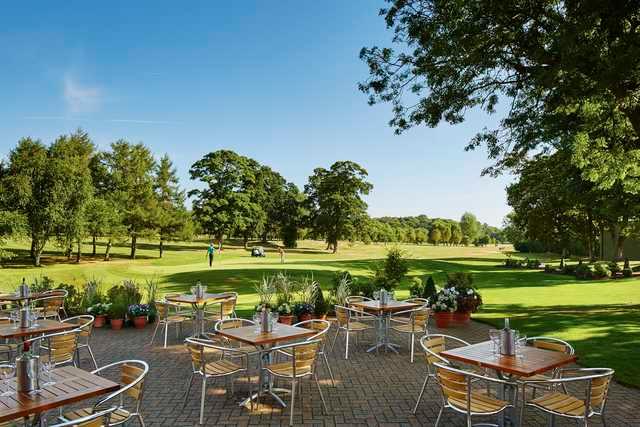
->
[278, 246, 285, 264]
[206, 242, 216, 267]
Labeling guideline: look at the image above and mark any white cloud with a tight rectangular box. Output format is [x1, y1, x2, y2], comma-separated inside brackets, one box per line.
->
[63, 75, 102, 113]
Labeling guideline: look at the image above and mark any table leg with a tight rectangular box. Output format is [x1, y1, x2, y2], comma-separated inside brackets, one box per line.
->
[239, 345, 288, 409]
[496, 372, 518, 427]
[366, 313, 400, 354]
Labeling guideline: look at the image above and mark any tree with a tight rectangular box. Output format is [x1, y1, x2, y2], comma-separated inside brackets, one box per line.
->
[414, 228, 428, 245]
[154, 155, 187, 258]
[277, 183, 308, 248]
[189, 150, 261, 249]
[97, 141, 158, 259]
[450, 223, 463, 245]
[85, 197, 124, 259]
[360, 1, 640, 193]
[429, 227, 441, 246]
[460, 212, 480, 243]
[305, 161, 373, 253]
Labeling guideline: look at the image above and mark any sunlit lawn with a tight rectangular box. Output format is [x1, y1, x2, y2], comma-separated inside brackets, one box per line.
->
[1, 238, 638, 387]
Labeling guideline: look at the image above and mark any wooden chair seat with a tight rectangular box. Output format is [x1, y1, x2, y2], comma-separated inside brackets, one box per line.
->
[448, 391, 509, 414]
[266, 362, 312, 378]
[346, 321, 373, 331]
[63, 407, 129, 425]
[167, 315, 189, 323]
[391, 323, 419, 333]
[529, 391, 586, 417]
[203, 359, 243, 376]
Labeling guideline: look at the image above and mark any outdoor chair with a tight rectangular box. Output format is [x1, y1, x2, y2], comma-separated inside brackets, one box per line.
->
[345, 295, 373, 319]
[281, 319, 335, 386]
[27, 329, 80, 368]
[60, 360, 148, 427]
[432, 362, 514, 426]
[519, 367, 614, 426]
[330, 305, 375, 359]
[183, 337, 252, 425]
[204, 292, 237, 327]
[51, 407, 117, 427]
[212, 318, 260, 356]
[390, 306, 430, 362]
[149, 300, 190, 348]
[0, 318, 18, 362]
[403, 297, 429, 306]
[62, 315, 98, 369]
[517, 336, 575, 396]
[413, 334, 471, 413]
[32, 289, 68, 320]
[262, 339, 328, 426]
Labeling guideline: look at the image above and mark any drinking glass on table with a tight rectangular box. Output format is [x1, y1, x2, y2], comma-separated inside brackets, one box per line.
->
[0, 364, 15, 396]
[30, 310, 39, 327]
[40, 359, 54, 387]
[516, 333, 527, 360]
[488, 329, 500, 354]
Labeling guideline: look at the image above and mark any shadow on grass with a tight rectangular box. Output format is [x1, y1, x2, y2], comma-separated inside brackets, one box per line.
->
[475, 303, 640, 387]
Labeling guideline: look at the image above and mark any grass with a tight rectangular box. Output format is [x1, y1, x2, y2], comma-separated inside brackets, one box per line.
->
[1, 238, 639, 387]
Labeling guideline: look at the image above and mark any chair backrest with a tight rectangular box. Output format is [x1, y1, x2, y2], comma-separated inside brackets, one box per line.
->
[334, 305, 351, 327]
[525, 336, 575, 355]
[404, 297, 429, 305]
[63, 315, 94, 338]
[587, 369, 614, 412]
[434, 363, 471, 408]
[420, 334, 469, 369]
[219, 293, 238, 317]
[214, 318, 255, 331]
[94, 360, 149, 412]
[277, 339, 321, 377]
[411, 307, 430, 329]
[294, 319, 331, 345]
[345, 296, 371, 307]
[154, 301, 176, 321]
[35, 330, 79, 365]
[33, 290, 67, 314]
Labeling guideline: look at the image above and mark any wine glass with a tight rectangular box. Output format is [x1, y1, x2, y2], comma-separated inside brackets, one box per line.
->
[516, 334, 527, 360]
[30, 310, 39, 328]
[41, 359, 54, 387]
[488, 329, 500, 355]
[0, 364, 15, 396]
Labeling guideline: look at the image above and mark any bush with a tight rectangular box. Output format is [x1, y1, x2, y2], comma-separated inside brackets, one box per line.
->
[409, 277, 423, 297]
[445, 272, 473, 289]
[624, 258, 631, 269]
[513, 240, 545, 253]
[544, 264, 556, 273]
[504, 258, 523, 268]
[350, 278, 376, 298]
[107, 281, 142, 308]
[331, 271, 352, 293]
[383, 246, 409, 283]
[562, 264, 577, 275]
[608, 261, 621, 276]
[574, 263, 593, 280]
[422, 276, 437, 301]
[313, 283, 329, 316]
[592, 262, 611, 279]
[526, 258, 541, 269]
[623, 268, 633, 278]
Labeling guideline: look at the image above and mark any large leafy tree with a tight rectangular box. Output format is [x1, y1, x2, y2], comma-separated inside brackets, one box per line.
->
[305, 161, 373, 253]
[154, 155, 187, 258]
[97, 141, 158, 259]
[360, 1, 640, 192]
[277, 183, 309, 248]
[460, 212, 480, 243]
[189, 150, 261, 248]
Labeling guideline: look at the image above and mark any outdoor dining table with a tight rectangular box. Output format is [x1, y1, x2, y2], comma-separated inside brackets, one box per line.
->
[165, 292, 233, 338]
[350, 300, 419, 354]
[0, 365, 120, 426]
[440, 340, 577, 427]
[216, 324, 316, 408]
[0, 293, 47, 309]
[0, 320, 75, 342]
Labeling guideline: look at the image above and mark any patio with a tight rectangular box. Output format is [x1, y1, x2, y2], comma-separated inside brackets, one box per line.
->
[78, 319, 640, 426]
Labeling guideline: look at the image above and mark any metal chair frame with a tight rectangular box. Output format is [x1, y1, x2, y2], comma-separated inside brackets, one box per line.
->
[32, 290, 68, 320]
[203, 292, 238, 325]
[183, 337, 252, 425]
[262, 339, 328, 426]
[287, 319, 335, 387]
[519, 367, 614, 427]
[26, 329, 80, 368]
[389, 306, 430, 362]
[51, 406, 116, 427]
[62, 315, 98, 370]
[149, 300, 189, 348]
[330, 305, 376, 359]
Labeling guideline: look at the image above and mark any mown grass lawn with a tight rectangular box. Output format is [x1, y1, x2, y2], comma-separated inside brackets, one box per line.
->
[1, 239, 638, 387]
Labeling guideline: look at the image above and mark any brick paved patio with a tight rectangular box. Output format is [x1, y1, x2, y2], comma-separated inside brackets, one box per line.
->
[65, 319, 639, 426]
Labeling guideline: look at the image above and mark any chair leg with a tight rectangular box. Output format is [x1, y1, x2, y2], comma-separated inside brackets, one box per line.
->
[182, 373, 195, 408]
[601, 414, 607, 427]
[200, 377, 207, 425]
[466, 415, 472, 427]
[412, 375, 430, 414]
[322, 352, 336, 387]
[410, 333, 415, 363]
[345, 332, 350, 360]
[164, 323, 169, 348]
[314, 374, 328, 414]
[86, 345, 98, 370]
[289, 379, 297, 426]
[330, 328, 340, 352]
[137, 413, 146, 427]
[435, 406, 444, 427]
[150, 320, 161, 346]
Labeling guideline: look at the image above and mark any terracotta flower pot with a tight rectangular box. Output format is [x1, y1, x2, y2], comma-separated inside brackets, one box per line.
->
[278, 315, 293, 325]
[94, 315, 106, 328]
[132, 316, 148, 329]
[454, 311, 471, 325]
[110, 318, 125, 330]
[297, 313, 313, 323]
[434, 312, 454, 328]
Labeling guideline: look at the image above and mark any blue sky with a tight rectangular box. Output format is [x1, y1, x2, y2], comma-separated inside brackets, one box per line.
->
[0, 1, 512, 226]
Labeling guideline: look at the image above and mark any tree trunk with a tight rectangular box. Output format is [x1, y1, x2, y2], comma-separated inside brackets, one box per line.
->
[261, 232, 268, 243]
[332, 240, 338, 253]
[76, 239, 81, 263]
[34, 245, 43, 267]
[104, 239, 112, 261]
[159, 237, 164, 259]
[30, 239, 36, 260]
[92, 235, 97, 256]
[66, 245, 73, 260]
[243, 235, 249, 249]
[130, 235, 137, 259]
[616, 234, 625, 259]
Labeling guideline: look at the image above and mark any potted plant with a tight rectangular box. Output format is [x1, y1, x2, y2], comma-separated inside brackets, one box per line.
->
[87, 302, 111, 328]
[313, 284, 329, 320]
[293, 302, 314, 323]
[108, 297, 127, 330]
[430, 288, 458, 328]
[254, 275, 276, 312]
[277, 303, 293, 324]
[454, 288, 482, 325]
[128, 304, 150, 329]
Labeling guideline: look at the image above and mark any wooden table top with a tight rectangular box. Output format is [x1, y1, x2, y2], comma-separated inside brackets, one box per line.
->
[216, 324, 316, 347]
[165, 292, 232, 305]
[0, 292, 47, 303]
[0, 366, 120, 423]
[0, 320, 75, 340]
[440, 341, 577, 377]
[351, 300, 419, 314]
